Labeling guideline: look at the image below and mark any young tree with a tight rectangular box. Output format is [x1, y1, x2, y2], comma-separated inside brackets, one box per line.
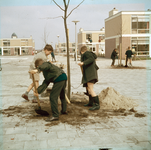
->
[51, 0, 84, 99]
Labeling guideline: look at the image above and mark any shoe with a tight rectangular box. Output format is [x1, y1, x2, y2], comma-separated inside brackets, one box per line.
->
[22, 94, 29, 101]
[60, 111, 68, 115]
[89, 96, 100, 110]
[45, 116, 59, 122]
[84, 95, 93, 107]
[32, 99, 44, 103]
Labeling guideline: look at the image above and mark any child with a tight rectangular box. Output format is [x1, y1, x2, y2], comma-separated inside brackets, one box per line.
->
[22, 44, 53, 102]
[78, 46, 100, 110]
[111, 48, 118, 66]
[125, 46, 133, 67]
[29, 58, 67, 122]
[51, 51, 56, 62]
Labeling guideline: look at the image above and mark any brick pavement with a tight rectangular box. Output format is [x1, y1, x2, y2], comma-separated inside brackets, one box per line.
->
[0, 55, 151, 150]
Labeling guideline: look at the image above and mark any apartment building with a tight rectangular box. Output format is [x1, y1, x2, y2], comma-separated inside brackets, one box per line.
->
[0, 33, 35, 56]
[55, 42, 76, 53]
[78, 28, 105, 55]
[105, 8, 151, 59]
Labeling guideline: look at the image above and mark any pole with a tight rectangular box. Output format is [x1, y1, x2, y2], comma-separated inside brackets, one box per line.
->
[75, 22, 77, 62]
[72, 20, 79, 62]
[57, 35, 59, 55]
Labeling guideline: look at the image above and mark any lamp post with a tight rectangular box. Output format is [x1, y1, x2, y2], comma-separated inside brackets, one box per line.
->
[57, 35, 59, 54]
[72, 20, 79, 62]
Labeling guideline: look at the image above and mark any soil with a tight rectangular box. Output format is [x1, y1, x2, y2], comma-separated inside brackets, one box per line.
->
[110, 66, 146, 69]
[1, 88, 146, 127]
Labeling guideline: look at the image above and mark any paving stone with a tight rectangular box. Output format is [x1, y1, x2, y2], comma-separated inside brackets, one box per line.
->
[77, 129, 100, 137]
[24, 140, 47, 149]
[57, 130, 79, 138]
[69, 137, 93, 147]
[1, 141, 25, 150]
[91, 136, 117, 146]
[5, 127, 27, 134]
[65, 124, 83, 130]
[26, 126, 43, 133]
[36, 132, 57, 140]
[14, 133, 37, 141]
[47, 138, 70, 148]
[46, 123, 66, 132]
[129, 141, 151, 150]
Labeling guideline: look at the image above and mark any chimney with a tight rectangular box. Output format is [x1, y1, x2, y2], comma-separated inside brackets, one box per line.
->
[109, 8, 118, 17]
[79, 28, 83, 32]
[100, 27, 105, 31]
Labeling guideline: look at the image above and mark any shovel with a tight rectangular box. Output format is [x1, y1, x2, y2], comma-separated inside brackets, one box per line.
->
[32, 74, 49, 116]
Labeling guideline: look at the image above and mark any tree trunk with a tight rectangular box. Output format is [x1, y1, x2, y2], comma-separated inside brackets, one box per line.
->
[64, 11, 71, 99]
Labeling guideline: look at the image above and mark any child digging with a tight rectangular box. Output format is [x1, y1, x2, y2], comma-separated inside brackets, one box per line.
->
[29, 58, 68, 122]
[78, 46, 100, 110]
[22, 44, 53, 102]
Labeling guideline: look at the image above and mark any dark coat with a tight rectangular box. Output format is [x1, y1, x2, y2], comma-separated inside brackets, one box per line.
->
[37, 62, 64, 94]
[111, 50, 118, 60]
[81, 51, 99, 86]
[125, 50, 133, 58]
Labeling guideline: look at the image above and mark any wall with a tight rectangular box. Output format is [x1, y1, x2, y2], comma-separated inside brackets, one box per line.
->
[105, 38, 116, 58]
[105, 15, 122, 38]
[10, 39, 20, 46]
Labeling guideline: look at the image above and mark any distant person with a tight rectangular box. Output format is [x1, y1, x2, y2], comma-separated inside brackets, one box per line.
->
[125, 46, 133, 67]
[21, 44, 53, 102]
[51, 51, 56, 62]
[111, 48, 118, 66]
[78, 46, 100, 111]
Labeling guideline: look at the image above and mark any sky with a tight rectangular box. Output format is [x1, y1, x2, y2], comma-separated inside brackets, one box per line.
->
[0, 0, 151, 50]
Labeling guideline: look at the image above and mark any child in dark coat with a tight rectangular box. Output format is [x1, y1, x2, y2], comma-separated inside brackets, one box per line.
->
[29, 58, 67, 122]
[111, 48, 118, 66]
[78, 46, 100, 110]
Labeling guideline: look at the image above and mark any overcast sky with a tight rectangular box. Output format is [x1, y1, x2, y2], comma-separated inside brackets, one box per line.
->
[0, 0, 151, 50]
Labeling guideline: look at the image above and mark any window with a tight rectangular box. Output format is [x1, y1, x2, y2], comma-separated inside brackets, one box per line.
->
[99, 34, 105, 42]
[86, 34, 92, 43]
[21, 47, 29, 55]
[131, 15, 150, 34]
[3, 40, 10, 46]
[3, 48, 10, 55]
[131, 37, 149, 56]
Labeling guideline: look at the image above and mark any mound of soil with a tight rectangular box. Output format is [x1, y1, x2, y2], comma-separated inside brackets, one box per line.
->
[99, 87, 138, 110]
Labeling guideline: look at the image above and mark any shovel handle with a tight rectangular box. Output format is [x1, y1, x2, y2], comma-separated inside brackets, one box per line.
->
[65, 94, 70, 104]
[32, 74, 41, 108]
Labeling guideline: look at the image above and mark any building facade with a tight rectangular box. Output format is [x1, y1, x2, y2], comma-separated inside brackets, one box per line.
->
[78, 28, 105, 56]
[0, 33, 35, 56]
[105, 8, 151, 59]
[55, 42, 76, 53]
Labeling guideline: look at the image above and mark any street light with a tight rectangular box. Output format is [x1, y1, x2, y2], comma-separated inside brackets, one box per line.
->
[72, 20, 79, 62]
[57, 35, 59, 54]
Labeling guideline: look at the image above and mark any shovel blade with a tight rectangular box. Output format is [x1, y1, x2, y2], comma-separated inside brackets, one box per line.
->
[35, 108, 49, 116]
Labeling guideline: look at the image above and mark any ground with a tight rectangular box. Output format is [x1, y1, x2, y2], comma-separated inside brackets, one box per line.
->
[0, 54, 151, 150]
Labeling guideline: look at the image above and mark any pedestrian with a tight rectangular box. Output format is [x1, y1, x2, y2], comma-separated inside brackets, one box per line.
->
[78, 46, 100, 110]
[29, 58, 67, 122]
[51, 51, 56, 62]
[111, 48, 118, 66]
[125, 46, 133, 67]
[21, 44, 53, 102]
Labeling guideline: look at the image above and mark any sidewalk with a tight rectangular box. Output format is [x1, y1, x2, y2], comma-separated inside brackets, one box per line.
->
[0, 55, 151, 150]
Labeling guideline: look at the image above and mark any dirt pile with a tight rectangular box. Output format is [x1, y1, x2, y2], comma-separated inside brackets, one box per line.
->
[99, 87, 138, 110]
[1, 89, 146, 127]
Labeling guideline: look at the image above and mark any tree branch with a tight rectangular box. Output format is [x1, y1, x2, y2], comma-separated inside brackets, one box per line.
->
[67, 0, 70, 9]
[40, 16, 64, 19]
[52, 0, 65, 11]
[67, 0, 84, 18]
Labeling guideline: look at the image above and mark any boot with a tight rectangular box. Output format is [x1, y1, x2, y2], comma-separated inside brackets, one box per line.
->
[84, 95, 93, 107]
[89, 96, 100, 110]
